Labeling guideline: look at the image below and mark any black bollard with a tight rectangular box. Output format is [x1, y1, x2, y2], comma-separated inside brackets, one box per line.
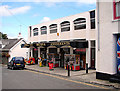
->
[86, 63, 88, 73]
[68, 62, 70, 77]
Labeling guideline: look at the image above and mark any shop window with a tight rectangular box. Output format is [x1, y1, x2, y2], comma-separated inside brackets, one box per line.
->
[41, 26, 47, 35]
[90, 10, 95, 29]
[73, 18, 86, 30]
[49, 24, 57, 33]
[33, 28, 38, 36]
[29, 26, 32, 37]
[113, 0, 120, 20]
[61, 21, 70, 32]
[49, 48, 57, 53]
[63, 48, 70, 54]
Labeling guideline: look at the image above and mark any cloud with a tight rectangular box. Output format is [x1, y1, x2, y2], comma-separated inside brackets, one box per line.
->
[40, 17, 51, 23]
[32, 14, 39, 17]
[0, 5, 31, 17]
[77, 0, 96, 4]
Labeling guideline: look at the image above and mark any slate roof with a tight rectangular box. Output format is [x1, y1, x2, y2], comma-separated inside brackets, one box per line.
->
[1, 38, 24, 50]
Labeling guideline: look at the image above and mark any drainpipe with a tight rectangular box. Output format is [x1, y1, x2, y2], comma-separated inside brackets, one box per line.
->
[97, 0, 100, 51]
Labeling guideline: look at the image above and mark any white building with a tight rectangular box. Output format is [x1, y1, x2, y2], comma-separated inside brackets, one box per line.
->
[0, 38, 28, 63]
[96, 0, 120, 81]
[25, 10, 97, 70]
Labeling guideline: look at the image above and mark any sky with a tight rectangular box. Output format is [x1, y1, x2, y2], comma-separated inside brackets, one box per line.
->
[0, 0, 96, 41]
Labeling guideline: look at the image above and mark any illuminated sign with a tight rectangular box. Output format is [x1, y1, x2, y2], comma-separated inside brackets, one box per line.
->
[75, 48, 86, 52]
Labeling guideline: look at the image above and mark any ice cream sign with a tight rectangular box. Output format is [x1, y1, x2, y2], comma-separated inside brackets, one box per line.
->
[117, 37, 120, 74]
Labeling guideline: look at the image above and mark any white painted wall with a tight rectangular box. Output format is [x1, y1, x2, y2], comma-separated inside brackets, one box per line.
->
[96, 2, 120, 74]
[9, 40, 28, 62]
[28, 10, 96, 43]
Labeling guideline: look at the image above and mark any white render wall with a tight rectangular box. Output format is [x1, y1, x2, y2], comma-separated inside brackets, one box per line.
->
[9, 40, 28, 62]
[96, 2, 120, 74]
[28, 10, 96, 43]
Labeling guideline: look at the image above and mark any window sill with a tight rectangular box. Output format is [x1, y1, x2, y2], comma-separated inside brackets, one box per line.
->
[112, 19, 120, 22]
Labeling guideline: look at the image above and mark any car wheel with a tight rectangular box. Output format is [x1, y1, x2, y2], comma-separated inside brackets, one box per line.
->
[11, 66, 14, 70]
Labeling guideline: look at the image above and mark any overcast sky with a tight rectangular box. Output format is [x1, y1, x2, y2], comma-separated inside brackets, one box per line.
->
[0, 0, 96, 41]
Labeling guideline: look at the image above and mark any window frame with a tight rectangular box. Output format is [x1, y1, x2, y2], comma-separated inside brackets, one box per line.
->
[33, 28, 38, 36]
[73, 18, 86, 30]
[49, 24, 57, 34]
[40, 26, 47, 35]
[113, 0, 120, 20]
[61, 21, 70, 32]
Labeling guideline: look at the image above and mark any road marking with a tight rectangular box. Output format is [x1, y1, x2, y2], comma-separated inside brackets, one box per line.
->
[24, 70, 110, 89]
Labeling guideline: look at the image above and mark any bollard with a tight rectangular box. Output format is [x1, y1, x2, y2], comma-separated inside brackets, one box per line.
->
[68, 62, 70, 77]
[86, 63, 88, 73]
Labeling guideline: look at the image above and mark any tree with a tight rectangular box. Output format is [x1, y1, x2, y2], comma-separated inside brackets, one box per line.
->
[0, 32, 8, 39]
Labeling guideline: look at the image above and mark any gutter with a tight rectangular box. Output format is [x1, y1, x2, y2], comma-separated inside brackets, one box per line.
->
[97, 0, 100, 51]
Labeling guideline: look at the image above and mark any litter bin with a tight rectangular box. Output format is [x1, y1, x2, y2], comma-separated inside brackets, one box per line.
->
[49, 62, 54, 70]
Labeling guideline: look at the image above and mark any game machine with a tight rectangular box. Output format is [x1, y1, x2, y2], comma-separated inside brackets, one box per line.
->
[47, 53, 59, 67]
[25, 57, 35, 65]
[64, 54, 80, 71]
[117, 37, 120, 74]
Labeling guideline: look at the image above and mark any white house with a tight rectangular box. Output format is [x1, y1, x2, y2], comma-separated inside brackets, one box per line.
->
[96, 0, 120, 82]
[0, 38, 28, 63]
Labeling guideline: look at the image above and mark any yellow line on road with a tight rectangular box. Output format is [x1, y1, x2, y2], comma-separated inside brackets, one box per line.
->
[24, 70, 110, 89]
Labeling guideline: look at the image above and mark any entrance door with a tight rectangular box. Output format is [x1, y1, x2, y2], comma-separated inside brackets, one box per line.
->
[60, 48, 65, 68]
[90, 48, 95, 69]
[33, 48, 38, 64]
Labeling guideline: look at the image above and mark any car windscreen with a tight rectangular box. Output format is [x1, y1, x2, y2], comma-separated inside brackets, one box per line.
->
[15, 57, 24, 62]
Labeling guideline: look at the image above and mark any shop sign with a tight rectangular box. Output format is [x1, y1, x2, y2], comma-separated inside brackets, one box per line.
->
[117, 37, 120, 74]
[36, 43, 46, 47]
[50, 42, 70, 46]
[75, 48, 86, 52]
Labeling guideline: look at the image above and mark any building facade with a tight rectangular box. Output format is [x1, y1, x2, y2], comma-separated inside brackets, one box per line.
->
[25, 10, 96, 70]
[96, 0, 120, 81]
[0, 38, 28, 64]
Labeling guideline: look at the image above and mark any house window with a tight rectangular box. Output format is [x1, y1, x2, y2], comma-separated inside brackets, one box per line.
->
[73, 18, 86, 30]
[49, 24, 57, 33]
[41, 26, 47, 35]
[90, 10, 95, 29]
[33, 28, 38, 36]
[61, 21, 70, 32]
[29, 26, 32, 37]
[113, 0, 120, 20]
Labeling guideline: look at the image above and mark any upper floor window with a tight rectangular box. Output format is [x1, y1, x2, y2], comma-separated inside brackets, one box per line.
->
[29, 26, 32, 37]
[40, 26, 47, 35]
[33, 28, 38, 36]
[113, 0, 120, 20]
[73, 18, 86, 30]
[61, 21, 70, 32]
[49, 24, 57, 34]
[90, 10, 95, 29]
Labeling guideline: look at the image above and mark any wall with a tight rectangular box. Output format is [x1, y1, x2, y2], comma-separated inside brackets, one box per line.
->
[28, 11, 96, 43]
[9, 40, 28, 62]
[96, 2, 120, 75]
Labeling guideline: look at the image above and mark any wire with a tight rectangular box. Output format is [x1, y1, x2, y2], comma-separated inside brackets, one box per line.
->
[4, 6, 28, 27]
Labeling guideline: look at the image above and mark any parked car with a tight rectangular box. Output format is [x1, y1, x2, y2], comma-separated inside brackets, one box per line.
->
[7, 57, 25, 70]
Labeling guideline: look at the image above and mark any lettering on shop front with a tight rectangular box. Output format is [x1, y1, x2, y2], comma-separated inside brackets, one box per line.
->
[36, 43, 46, 47]
[50, 42, 70, 46]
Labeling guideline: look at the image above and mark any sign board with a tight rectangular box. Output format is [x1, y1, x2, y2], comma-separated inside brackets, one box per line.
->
[117, 37, 120, 74]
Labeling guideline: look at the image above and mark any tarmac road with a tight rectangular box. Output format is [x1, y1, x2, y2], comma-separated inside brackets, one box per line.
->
[2, 66, 111, 90]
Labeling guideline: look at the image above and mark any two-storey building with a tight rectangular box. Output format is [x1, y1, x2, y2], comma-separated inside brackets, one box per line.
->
[23, 10, 96, 70]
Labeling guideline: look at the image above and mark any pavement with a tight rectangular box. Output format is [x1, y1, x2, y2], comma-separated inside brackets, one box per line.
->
[25, 64, 120, 89]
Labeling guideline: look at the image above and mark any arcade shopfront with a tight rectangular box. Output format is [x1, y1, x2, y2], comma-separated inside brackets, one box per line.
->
[21, 41, 88, 70]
